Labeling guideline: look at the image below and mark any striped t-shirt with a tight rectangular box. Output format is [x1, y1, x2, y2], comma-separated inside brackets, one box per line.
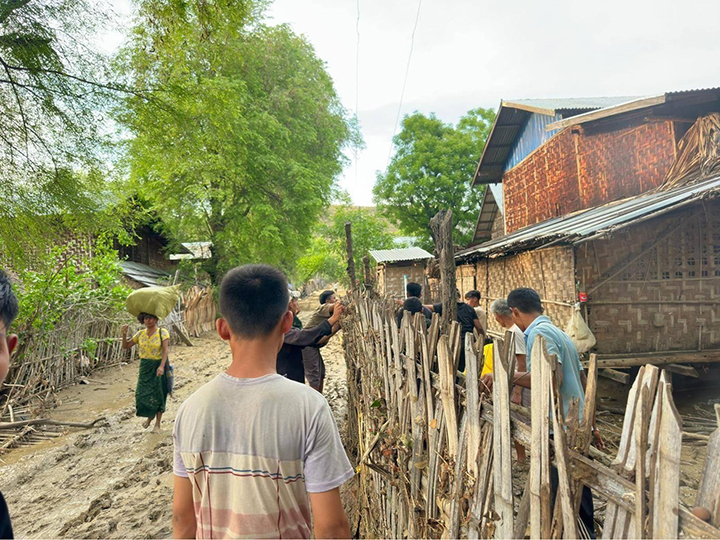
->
[173, 373, 354, 539]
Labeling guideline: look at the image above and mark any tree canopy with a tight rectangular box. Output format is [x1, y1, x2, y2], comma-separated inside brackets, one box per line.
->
[296, 205, 395, 285]
[372, 108, 495, 248]
[118, 0, 356, 282]
[0, 0, 132, 261]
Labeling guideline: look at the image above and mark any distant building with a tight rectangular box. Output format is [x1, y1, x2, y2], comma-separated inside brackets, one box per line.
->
[370, 247, 433, 298]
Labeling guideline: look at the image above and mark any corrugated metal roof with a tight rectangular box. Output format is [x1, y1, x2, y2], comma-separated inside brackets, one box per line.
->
[457, 175, 720, 260]
[120, 261, 172, 287]
[369, 247, 433, 263]
[504, 96, 641, 115]
[546, 88, 720, 131]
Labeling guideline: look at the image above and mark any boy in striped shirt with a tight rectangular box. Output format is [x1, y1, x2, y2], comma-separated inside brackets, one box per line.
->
[172, 265, 353, 539]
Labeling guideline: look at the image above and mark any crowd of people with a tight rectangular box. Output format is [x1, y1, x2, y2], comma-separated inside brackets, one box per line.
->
[0, 267, 606, 539]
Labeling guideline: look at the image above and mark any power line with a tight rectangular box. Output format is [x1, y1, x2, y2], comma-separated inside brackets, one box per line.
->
[386, 0, 423, 167]
[354, 0, 360, 185]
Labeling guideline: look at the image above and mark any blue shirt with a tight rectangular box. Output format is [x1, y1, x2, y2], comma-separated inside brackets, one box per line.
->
[525, 315, 585, 419]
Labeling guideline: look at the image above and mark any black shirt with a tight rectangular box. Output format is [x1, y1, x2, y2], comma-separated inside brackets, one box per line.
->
[276, 321, 332, 383]
[396, 306, 432, 328]
[0, 491, 12, 539]
[432, 302, 478, 335]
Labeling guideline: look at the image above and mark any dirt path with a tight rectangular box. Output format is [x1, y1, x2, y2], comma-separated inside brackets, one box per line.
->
[0, 321, 350, 539]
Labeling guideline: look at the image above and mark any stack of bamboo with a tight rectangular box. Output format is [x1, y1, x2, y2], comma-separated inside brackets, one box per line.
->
[181, 286, 217, 338]
[343, 292, 720, 539]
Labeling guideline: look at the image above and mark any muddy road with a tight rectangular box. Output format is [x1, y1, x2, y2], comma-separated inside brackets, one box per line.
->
[0, 300, 350, 539]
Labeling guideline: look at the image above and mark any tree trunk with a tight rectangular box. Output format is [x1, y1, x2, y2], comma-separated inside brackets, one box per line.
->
[429, 209, 457, 333]
[345, 221, 357, 291]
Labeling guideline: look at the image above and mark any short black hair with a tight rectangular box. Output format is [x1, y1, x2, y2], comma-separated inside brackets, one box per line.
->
[137, 312, 158, 324]
[507, 288, 544, 315]
[406, 282, 422, 298]
[465, 290, 481, 301]
[0, 270, 18, 330]
[402, 297, 423, 314]
[319, 290, 335, 305]
[220, 264, 289, 338]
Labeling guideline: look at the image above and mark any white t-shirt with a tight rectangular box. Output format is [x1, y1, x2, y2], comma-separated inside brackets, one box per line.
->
[509, 324, 527, 356]
[173, 373, 354, 539]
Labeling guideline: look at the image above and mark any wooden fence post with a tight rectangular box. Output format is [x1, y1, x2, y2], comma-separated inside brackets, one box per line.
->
[429, 209, 457, 334]
[345, 221, 357, 290]
[362, 255, 372, 288]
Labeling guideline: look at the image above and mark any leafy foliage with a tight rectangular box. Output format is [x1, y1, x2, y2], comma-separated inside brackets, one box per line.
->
[296, 205, 395, 285]
[373, 108, 495, 248]
[118, 0, 356, 282]
[0, 0, 135, 262]
[15, 235, 129, 336]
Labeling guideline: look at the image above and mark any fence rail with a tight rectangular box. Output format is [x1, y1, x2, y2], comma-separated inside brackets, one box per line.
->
[342, 292, 720, 539]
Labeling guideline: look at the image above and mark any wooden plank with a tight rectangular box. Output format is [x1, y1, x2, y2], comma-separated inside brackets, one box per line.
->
[492, 331, 514, 538]
[549, 368, 579, 540]
[530, 336, 553, 539]
[634, 386, 650, 540]
[663, 363, 699, 378]
[695, 404, 720, 528]
[469, 423, 493, 540]
[464, 333, 481, 478]
[600, 368, 632, 385]
[589, 350, 720, 369]
[437, 335, 459, 458]
[545, 94, 666, 131]
[653, 381, 682, 539]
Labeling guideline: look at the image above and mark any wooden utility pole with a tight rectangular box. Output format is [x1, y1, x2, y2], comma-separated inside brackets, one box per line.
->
[429, 209, 457, 333]
[345, 221, 357, 291]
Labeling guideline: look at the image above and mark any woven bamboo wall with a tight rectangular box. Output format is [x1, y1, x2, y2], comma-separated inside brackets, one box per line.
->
[578, 201, 720, 354]
[378, 263, 426, 298]
[471, 246, 575, 335]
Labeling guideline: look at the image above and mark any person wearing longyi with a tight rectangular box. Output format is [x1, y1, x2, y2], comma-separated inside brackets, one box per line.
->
[122, 312, 170, 432]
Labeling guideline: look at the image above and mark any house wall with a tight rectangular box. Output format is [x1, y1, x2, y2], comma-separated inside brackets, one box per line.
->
[377, 262, 427, 298]
[491, 210, 505, 239]
[578, 202, 720, 354]
[470, 246, 576, 335]
[118, 234, 176, 271]
[503, 121, 677, 233]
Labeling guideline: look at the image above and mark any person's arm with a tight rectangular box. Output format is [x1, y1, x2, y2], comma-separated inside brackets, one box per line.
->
[121, 325, 135, 350]
[284, 321, 332, 347]
[158, 335, 169, 377]
[473, 318, 485, 336]
[172, 476, 196, 539]
[309, 489, 351, 539]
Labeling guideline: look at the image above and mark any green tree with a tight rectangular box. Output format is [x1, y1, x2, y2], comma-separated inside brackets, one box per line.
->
[296, 205, 395, 285]
[118, 0, 356, 282]
[373, 108, 495, 248]
[0, 1, 138, 262]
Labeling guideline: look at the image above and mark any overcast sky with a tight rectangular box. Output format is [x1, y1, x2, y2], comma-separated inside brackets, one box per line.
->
[110, 0, 720, 205]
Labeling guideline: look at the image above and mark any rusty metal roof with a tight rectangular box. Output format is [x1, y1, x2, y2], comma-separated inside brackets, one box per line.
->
[120, 261, 172, 287]
[369, 247, 433, 264]
[457, 175, 720, 260]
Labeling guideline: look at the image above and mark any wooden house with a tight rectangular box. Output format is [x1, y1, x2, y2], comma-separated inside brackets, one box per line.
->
[456, 88, 720, 366]
[370, 247, 433, 298]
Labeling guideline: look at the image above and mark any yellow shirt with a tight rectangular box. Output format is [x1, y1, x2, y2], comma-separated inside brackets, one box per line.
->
[481, 343, 493, 377]
[132, 327, 170, 360]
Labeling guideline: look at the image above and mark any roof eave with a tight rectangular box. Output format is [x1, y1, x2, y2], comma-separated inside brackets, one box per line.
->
[545, 94, 666, 131]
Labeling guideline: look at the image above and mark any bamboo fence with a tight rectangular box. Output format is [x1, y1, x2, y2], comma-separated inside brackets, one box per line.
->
[343, 292, 720, 539]
[0, 285, 218, 451]
[0, 306, 134, 431]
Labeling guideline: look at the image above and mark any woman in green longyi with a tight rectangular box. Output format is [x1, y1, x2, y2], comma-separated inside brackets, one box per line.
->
[121, 312, 170, 432]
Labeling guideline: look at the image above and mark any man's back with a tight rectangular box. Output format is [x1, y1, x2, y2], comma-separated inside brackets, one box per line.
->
[173, 373, 353, 539]
[525, 315, 585, 418]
